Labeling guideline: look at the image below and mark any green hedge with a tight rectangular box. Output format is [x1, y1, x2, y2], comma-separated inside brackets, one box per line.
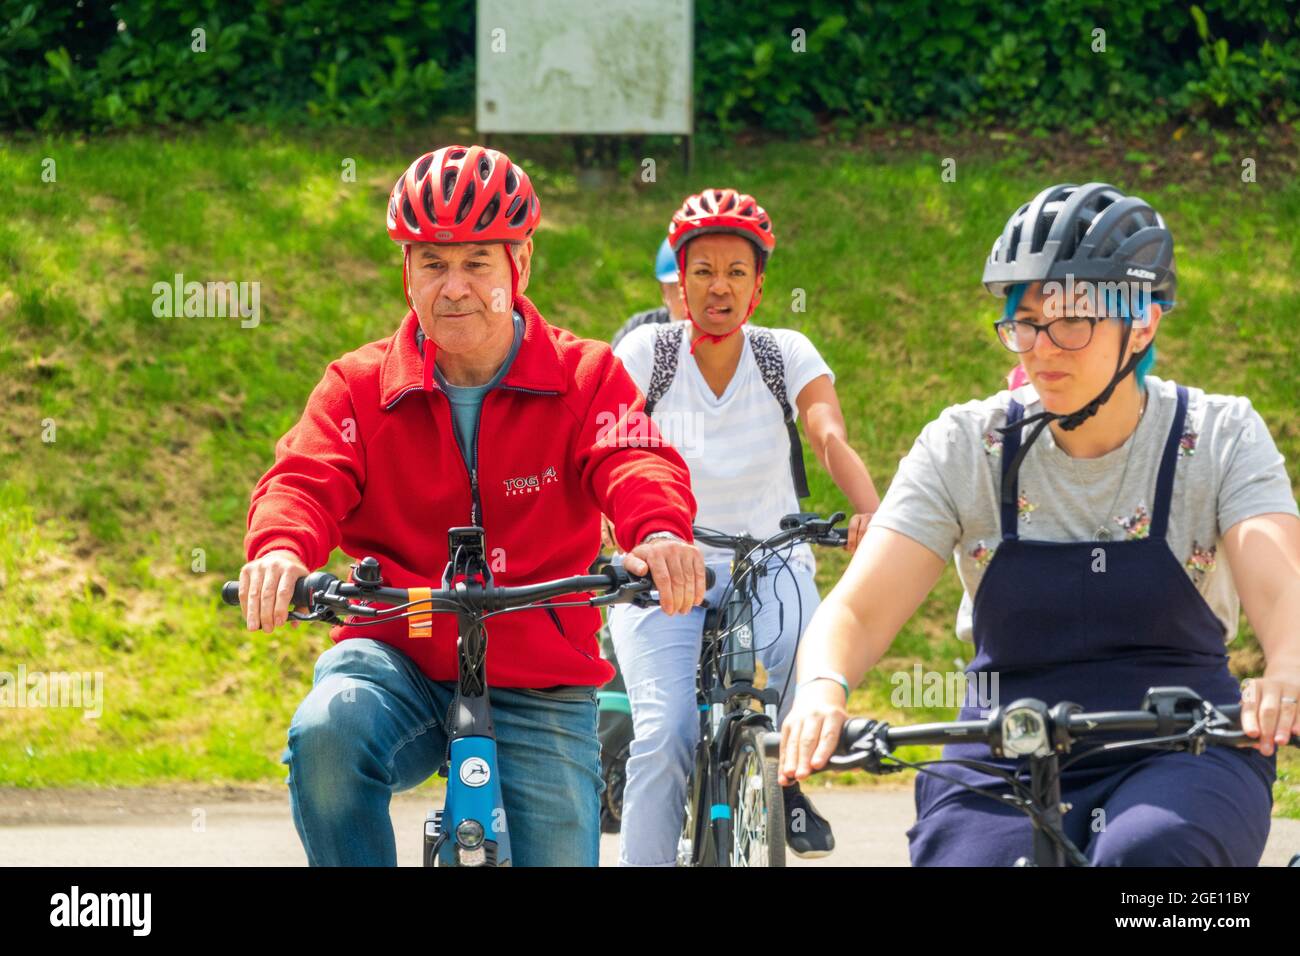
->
[3, 0, 1297, 132]
[0, 0, 476, 129]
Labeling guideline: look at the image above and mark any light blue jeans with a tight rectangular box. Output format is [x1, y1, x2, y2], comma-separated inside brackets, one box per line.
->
[607, 553, 821, 866]
[280, 638, 603, 866]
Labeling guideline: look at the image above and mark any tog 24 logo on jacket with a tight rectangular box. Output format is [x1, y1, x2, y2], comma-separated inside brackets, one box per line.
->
[502, 466, 558, 496]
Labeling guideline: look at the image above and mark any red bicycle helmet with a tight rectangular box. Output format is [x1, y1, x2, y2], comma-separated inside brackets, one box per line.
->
[667, 188, 776, 349]
[387, 145, 541, 312]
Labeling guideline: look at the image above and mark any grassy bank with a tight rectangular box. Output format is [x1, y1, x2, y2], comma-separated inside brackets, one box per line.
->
[1, 124, 1296, 813]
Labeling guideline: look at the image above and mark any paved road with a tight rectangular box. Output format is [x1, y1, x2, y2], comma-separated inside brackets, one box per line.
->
[3, 785, 1298, 866]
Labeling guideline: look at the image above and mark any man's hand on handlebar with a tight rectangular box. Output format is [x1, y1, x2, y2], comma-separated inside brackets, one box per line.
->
[239, 549, 309, 633]
[622, 533, 707, 616]
[777, 679, 848, 786]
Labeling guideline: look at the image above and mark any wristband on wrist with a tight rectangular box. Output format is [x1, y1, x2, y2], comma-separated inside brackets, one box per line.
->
[641, 530, 684, 545]
[798, 671, 851, 700]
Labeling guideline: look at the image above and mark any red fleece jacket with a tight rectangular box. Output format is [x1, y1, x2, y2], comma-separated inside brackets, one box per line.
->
[244, 295, 696, 687]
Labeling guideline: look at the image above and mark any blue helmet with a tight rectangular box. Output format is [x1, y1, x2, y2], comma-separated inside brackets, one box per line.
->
[654, 236, 678, 283]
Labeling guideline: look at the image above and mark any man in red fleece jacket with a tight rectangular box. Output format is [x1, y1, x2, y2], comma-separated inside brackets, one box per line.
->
[236, 144, 704, 866]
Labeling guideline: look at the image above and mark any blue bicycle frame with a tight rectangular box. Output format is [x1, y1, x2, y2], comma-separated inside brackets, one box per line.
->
[424, 526, 513, 867]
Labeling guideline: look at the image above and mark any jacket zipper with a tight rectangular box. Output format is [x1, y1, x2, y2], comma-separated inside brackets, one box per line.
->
[497, 385, 561, 398]
[384, 386, 424, 412]
[470, 417, 482, 526]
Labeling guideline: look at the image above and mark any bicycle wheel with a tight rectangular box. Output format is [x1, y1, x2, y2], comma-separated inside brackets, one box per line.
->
[727, 724, 786, 867]
[599, 740, 629, 833]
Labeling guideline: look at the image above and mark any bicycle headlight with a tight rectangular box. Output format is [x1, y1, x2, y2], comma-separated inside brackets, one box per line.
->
[995, 699, 1051, 758]
[456, 818, 485, 849]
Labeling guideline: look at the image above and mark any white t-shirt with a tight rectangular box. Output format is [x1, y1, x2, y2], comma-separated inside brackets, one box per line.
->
[614, 321, 834, 568]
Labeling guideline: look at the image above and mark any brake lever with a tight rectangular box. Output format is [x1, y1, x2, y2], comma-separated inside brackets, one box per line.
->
[832, 719, 903, 775]
[288, 607, 339, 624]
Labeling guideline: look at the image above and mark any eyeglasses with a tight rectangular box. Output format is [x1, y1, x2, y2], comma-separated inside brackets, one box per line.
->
[993, 315, 1098, 353]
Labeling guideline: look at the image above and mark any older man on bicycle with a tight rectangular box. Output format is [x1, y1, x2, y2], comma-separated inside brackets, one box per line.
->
[236, 144, 706, 866]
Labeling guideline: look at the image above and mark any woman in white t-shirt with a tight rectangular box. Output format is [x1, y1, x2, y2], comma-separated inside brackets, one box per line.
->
[608, 188, 881, 865]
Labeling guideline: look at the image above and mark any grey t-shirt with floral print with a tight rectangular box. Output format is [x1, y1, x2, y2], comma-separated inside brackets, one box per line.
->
[871, 375, 1299, 644]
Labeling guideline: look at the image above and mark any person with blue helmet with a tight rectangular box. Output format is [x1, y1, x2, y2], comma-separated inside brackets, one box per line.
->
[610, 237, 685, 350]
[601, 238, 688, 552]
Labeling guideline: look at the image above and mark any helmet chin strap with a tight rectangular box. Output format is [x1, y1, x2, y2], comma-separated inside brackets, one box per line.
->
[679, 246, 764, 355]
[402, 244, 415, 314]
[996, 322, 1150, 509]
[504, 242, 520, 310]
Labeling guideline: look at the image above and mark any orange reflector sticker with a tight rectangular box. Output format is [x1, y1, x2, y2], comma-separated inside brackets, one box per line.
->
[408, 587, 432, 638]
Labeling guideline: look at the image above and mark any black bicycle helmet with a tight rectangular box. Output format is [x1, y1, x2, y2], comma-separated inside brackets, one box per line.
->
[983, 182, 1176, 310]
[986, 183, 1176, 510]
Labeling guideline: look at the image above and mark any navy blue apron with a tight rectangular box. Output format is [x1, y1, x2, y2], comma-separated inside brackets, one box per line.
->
[936, 385, 1270, 780]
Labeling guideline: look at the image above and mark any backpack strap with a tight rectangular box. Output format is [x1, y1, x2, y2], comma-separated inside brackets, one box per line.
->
[643, 323, 684, 417]
[747, 327, 811, 499]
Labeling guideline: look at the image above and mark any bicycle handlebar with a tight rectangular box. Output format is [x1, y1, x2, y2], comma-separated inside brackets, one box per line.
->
[693, 511, 850, 554]
[835, 704, 1298, 754]
[760, 698, 1300, 766]
[222, 564, 715, 618]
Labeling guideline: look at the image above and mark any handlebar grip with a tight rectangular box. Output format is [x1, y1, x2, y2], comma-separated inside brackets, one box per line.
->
[220, 574, 321, 609]
[293, 576, 315, 607]
[619, 565, 715, 588]
[839, 717, 877, 755]
[609, 565, 715, 609]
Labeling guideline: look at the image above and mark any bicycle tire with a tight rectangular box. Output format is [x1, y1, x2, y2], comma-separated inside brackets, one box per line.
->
[599, 741, 629, 833]
[727, 723, 786, 867]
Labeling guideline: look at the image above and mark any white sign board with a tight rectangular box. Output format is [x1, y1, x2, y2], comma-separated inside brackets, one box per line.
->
[476, 0, 693, 135]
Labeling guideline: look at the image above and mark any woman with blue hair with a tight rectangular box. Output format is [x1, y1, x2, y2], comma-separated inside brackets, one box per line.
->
[781, 182, 1300, 865]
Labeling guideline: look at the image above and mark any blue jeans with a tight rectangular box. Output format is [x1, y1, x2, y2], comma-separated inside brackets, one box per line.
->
[607, 553, 821, 866]
[280, 638, 603, 866]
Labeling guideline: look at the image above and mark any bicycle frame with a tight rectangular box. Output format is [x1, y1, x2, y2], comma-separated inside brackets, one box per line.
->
[681, 513, 847, 866]
[685, 571, 784, 866]
[425, 526, 511, 867]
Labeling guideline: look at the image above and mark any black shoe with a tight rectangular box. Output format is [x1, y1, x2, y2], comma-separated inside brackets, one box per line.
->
[783, 782, 835, 858]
